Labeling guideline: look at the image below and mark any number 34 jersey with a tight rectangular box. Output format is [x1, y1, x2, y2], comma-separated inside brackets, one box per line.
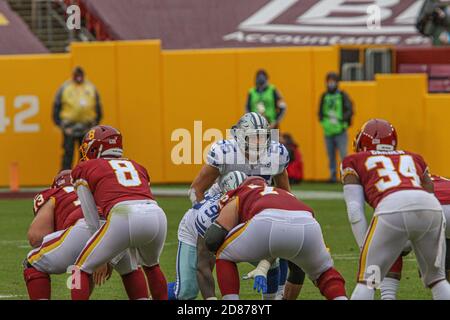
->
[72, 158, 155, 217]
[341, 150, 433, 209]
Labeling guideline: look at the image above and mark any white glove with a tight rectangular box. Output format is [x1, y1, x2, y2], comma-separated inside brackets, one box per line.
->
[243, 260, 271, 280]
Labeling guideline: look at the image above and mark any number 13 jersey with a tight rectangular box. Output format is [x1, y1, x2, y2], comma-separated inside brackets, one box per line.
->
[341, 150, 432, 209]
[72, 158, 155, 217]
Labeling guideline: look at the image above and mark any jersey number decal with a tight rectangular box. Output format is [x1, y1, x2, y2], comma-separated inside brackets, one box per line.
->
[365, 155, 421, 192]
[109, 160, 142, 187]
[63, 186, 81, 206]
[33, 194, 45, 213]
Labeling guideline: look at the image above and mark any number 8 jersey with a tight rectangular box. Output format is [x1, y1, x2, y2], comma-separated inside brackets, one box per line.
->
[72, 157, 155, 217]
[341, 150, 430, 209]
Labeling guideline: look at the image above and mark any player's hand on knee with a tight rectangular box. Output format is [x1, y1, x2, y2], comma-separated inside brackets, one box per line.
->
[93, 263, 113, 286]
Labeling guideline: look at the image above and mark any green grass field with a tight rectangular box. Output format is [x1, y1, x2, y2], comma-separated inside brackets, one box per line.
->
[0, 183, 432, 300]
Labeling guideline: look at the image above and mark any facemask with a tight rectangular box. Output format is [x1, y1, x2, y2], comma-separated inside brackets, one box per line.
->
[327, 82, 337, 92]
[256, 74, 267, 87]
[74, 74, 84, 84]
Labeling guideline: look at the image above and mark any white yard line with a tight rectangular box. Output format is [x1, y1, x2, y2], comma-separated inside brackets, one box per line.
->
[331, 253, 416, 262]
[0, 295, 25, 299]
[0, 240, 28, 245]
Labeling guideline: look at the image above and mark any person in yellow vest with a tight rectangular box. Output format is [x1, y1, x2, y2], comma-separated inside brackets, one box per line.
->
[245, 69, 287, 129]
[53, 67, 102, 170]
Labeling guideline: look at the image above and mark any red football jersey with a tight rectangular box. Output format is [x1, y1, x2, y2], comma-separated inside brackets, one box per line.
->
[341, 150, 429, 208]
[71, 157, 154, 217]
[220, 184, 313, 224]
[33, 186, 83, 231]
[431, 175, 450, 205]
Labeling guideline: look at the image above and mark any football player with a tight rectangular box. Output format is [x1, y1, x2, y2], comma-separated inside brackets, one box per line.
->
[341, 118, 450, 300]
[168, 171, 248, 300]
[190, 112, 290, 200]
[24, 170, 148, 300]
[433, 175, 450, 278]
[189, 112, 304, 299]
[378, 174, 450, 299]
[70, 125, 168, 300]
[204, 176, 347, 300]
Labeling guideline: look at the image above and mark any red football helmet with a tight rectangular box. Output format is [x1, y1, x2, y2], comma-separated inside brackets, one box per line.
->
[353, 119, 397, 152]
[51, 170, 72, 188]
[80, 125, 123, 161]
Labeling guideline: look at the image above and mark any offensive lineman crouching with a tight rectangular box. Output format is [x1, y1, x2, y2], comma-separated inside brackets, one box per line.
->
[190, 112, 304, 299]
[168, 171, 248, 300]
[204, 176, 347, 300]
[24, 170, 148, 299]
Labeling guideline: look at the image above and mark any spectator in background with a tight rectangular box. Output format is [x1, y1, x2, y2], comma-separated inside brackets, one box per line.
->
[318, 72, 353, 183]
[416, 0, 450, 46]
[53, 67, 102, 170]
[246, 69, 287, 129]
[280, 133, 304, 184]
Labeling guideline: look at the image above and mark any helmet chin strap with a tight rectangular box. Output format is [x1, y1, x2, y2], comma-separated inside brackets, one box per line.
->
[96, 144, 103, 158]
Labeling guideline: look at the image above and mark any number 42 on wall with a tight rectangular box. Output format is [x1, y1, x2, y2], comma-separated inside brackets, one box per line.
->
[0, 96, 40, 133]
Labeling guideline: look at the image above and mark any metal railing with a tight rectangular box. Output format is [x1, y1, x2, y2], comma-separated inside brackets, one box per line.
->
[30, 0, 95, 51]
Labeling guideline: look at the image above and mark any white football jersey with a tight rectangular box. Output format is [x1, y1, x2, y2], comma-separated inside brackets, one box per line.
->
[177, 188, 222, 247]
[206, 139, 289, 184]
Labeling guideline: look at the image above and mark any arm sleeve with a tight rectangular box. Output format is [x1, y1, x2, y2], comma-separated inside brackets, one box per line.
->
[76, 184, 100, 232]
[343, 184, 367, 249]
[245, 93, 252, 113]
[95, 91, 102, 124]
[342, 92, 353, 125]
[274, 89, 287, 123]
[53, 86, 64, 127]
[318, 93, 325, 122]
[278, 143, 290, 172]
[206, 141, 225, 173]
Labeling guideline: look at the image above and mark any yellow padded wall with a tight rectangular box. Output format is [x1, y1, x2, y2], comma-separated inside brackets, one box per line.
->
[0, 42, 449, 185]
[0, 54, 71, 186]
[162, 49, 239, 182]
[70, 42, 119, 128]
[424, 94, 450, 177]
[375, 74, 427, 154]
[115, 40, 165, 182]
[340, 81, 378, 152]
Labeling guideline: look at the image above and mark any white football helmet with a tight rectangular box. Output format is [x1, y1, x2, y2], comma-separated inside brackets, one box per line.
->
[219, 171, 248, 193]
[233, 112, 270, 160]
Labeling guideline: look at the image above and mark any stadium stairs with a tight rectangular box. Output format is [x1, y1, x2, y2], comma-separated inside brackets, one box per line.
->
[6, 0, 95, 53]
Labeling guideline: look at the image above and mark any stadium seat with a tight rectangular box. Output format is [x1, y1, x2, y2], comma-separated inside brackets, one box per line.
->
[398, 64, 428, 74]
[428, 79, 450, 93]
[430, 64, 450, 79]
